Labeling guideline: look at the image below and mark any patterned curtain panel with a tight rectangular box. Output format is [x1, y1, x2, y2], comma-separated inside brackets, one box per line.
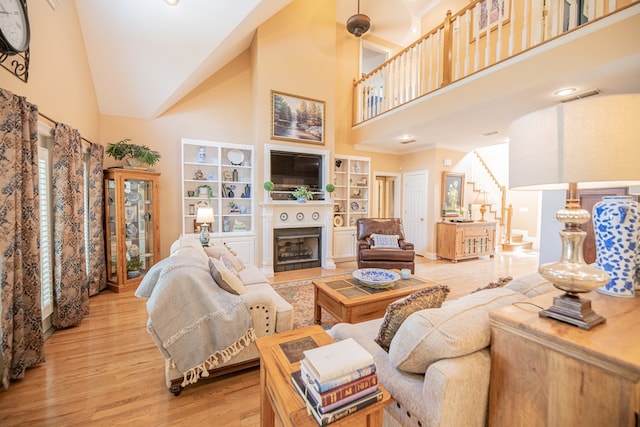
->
[0, 89, 45, 388]
[51, 124, 89, 328]
[87, 144, 106, 296]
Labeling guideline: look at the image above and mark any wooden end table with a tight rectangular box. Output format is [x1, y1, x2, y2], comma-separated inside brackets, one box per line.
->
[256, 325, 391, 427]
[313, 273, 436, 324]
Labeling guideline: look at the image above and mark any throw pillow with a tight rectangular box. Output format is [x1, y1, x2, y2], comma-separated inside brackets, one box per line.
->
[375, 284, 450, 352]
[471, 276, 513, 293]
[371, 233, 400, 248]
[504, 272, 555, 297]
[221, 252, 244, 274]
[209, 257, 246, 295]
[388, 287, 525, 374]
[204, 244, 231, 259]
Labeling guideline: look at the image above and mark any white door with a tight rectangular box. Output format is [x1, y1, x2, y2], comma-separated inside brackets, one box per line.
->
[403, 171, 428, 256]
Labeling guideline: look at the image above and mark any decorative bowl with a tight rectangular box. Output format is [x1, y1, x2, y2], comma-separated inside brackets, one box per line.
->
[353, 268, 400, 289]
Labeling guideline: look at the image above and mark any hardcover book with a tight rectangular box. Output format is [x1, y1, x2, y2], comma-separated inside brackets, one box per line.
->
[302, 338, 374, 383]
[291, 370, 383, 424]
[300, 358, 377, 393]
[299, 366, 378, 407]
[292, 370, 378, 413]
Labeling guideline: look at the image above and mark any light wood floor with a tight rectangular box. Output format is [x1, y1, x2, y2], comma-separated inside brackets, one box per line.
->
[0, 252, 539, 426]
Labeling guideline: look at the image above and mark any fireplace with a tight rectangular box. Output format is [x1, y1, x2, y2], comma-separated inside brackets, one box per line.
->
[274, 227, 321, 272]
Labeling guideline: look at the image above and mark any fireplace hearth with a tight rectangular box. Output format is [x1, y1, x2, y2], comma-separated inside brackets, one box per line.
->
[274, 227, 321, 272]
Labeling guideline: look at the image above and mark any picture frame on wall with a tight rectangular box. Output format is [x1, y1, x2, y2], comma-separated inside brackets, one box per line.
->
[441, 171, 465, 217]
[271, 90, 325, 145]
[471, 0, 511, 41]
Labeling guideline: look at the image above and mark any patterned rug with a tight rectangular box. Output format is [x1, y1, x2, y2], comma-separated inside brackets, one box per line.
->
[272, 276, 343, 329]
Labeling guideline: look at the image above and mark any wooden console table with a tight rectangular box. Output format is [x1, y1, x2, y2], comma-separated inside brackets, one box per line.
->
[436, 221, 496, 262]
[488, 291, 640, 426]
[256, 325, 391, 427]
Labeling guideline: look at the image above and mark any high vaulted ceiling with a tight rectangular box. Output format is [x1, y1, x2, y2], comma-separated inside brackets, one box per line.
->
[76, 0, 436, 120]
[75, 1, 640, 154]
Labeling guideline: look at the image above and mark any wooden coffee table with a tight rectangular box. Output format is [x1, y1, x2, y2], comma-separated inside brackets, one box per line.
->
[256, 325, 391, 427]
[313, 272, 436, 324]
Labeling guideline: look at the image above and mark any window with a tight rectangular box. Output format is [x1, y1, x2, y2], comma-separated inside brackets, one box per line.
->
[38, 126, 54, 335]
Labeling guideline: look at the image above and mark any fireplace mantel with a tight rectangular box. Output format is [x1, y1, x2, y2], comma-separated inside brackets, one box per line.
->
[261, 200, 336, 277]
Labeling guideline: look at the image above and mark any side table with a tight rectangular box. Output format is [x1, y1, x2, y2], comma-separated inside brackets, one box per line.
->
[255, 325, 391, 427]
[488, 290, 640, 426]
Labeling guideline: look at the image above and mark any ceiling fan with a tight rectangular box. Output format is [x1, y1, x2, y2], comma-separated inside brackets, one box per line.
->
[346, 0, 371, 37]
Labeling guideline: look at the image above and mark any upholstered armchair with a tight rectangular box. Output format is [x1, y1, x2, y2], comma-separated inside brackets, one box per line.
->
[356, 218, 415, 273]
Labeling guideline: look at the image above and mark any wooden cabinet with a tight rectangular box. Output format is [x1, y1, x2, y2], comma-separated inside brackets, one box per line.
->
[333, 227, 357, 260]
[436, 221, 496, 262]
[181, 139, 255, 264]
[488, 291, 640, 426]
[104, 168, 160, 293]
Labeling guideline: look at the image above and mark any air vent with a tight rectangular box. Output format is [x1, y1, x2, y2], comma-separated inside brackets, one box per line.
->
[399, 139, 416, 144]
[559, 88, 601, 103]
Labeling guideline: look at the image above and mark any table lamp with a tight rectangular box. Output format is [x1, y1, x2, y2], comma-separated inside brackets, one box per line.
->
[196, 207, 215, 246]
[509, 93, 640, 329]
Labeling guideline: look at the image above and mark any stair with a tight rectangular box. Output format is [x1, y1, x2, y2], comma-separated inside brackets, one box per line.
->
[502, 233, 534, 252]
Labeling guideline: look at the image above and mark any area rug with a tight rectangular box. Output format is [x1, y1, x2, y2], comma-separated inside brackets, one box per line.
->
[272, 276, 343, 329]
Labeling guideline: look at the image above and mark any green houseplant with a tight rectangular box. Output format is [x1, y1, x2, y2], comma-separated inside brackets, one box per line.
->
[292, 186, 314, 202]
[106, 139, 161, 167]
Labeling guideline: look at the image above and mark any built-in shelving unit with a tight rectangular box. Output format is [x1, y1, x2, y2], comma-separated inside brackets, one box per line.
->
[332, 154, 371, 260]
[181, 139, 256, 264]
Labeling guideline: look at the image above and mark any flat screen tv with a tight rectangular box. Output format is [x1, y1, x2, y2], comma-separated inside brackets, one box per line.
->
[270, 150, 323, 198]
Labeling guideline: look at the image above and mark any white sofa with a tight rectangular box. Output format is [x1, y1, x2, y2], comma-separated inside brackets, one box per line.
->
[136, 236, 294, 395]
[329, 273, 555, 427]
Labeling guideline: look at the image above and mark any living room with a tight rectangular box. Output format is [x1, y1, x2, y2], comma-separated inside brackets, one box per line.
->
[1, 0, 639, 425]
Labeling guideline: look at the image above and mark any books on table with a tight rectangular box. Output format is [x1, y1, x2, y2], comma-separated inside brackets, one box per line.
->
[302, 338, 374, 382]
[291, 338, 381, 425]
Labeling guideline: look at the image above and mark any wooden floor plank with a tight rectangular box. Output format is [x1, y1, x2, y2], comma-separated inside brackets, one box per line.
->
[0, 252, 539, 426]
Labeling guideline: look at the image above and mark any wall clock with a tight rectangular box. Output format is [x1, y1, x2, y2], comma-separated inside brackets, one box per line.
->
[0, 0, 30, 55]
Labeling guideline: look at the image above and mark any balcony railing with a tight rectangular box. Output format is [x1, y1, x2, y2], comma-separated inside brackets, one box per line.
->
[353, 0, 637, 125]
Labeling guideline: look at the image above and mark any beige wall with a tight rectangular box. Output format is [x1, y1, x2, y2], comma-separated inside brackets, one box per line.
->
[0, 1, 100, 141]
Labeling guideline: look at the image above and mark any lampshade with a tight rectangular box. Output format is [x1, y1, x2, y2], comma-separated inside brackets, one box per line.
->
[509, 94, 640, 191]
[508, 93, 640, 329]
[196, 207, 215, 224]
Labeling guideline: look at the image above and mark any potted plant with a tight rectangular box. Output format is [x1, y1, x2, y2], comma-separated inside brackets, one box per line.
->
[106, 139, 161, 167]
[325, 183, 335, 202]
[292, 186, 314, 202]
[127, 257, 142, 279]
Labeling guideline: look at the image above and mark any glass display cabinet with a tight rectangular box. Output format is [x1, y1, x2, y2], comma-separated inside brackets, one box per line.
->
[104, 168, 160, 292]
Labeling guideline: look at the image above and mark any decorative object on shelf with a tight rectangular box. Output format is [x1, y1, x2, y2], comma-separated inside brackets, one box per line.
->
[352, 188, 361, 198]
[227, 149, 245, 166]
[353, 161, 360, 173]
[232, 219, 247, 231]
[352, 268, 400, 289]
[594, 196, 639, 297]
[228, 201, 240, 212]
[271, 90, 325, 145]
[509, 93, 640, 330]
[333, 215, 343, 227]
[243, 184, 251, 198]
[359, 177, 368, 186]
[126, 223, 138, 238]
[232, 169, 239, 182]
[207, 172, 214, 181]
[196, 184, 214, 199]
[193, 169, 204, 180]
[223, 217, 230, 232]
[441, 171, 465, 217]
[187, 190, 195, 197]
[292, 186, 314, 202]
[126, 243, 142, 279]
[106, 139, 161, 167]
[196, 207, 215, 246]
[351, 201, 359, 211]
[125, 191, 142, 204]
[335, 159, 342, 169]
[189, 204, 194, 215]
[197, 147, 207, 163]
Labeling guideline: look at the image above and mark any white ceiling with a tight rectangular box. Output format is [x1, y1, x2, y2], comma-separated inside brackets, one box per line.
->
[76, 0, 433, 120]
[75, 1, 640, 154]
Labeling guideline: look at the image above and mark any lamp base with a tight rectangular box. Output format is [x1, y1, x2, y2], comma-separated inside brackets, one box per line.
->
[539, 293, 605, 330]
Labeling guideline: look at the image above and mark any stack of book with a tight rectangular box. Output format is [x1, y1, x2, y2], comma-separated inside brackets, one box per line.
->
[291, 338, 383, 426]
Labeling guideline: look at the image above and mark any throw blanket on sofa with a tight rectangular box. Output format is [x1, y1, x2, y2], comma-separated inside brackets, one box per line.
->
[143, 257, 256, 387]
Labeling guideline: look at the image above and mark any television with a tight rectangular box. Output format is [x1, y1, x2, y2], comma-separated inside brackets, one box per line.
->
[270, 150, 323, 199]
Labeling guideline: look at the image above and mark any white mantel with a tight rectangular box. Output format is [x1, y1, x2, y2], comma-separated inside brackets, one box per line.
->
[261, 200, 336, 277]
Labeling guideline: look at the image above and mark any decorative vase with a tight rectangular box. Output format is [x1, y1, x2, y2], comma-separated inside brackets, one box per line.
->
[126, 158, 143, 168]
[593, 196, 639, 297]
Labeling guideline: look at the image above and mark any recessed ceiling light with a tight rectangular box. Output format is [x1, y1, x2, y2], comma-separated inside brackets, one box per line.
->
[165, 0, 179, 6]
[554, 88, 576, 97]
[399, 134, 413, 140]
[411, 27, 419, 34]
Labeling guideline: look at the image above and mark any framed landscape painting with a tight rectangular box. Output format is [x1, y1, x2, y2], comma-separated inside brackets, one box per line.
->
[271, 91, 325, 145]
[441, 172, 465, 217]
